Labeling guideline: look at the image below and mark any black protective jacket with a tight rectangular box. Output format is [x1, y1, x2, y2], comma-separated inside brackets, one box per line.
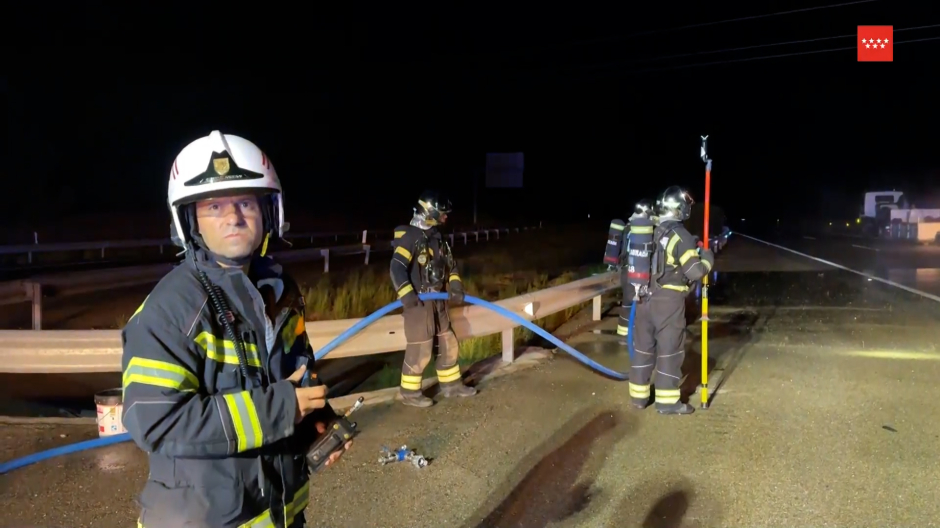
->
[121, 249, 335, 528]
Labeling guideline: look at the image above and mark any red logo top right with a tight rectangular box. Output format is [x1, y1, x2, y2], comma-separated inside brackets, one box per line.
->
[858, 25, 893, 62]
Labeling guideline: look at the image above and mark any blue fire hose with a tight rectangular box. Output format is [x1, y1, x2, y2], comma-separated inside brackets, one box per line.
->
[0, 292, 628, 475]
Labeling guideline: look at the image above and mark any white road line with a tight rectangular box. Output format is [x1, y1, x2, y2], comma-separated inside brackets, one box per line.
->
[739, 233, 940, 303]
[851, 244, 880, 252]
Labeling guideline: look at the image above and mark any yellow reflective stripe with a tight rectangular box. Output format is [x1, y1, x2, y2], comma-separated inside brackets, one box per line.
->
[222, 391, 264, 452]
[655, 388, 681, 404]
[678, 249, 698, 266]
[284, 481, 311, 526]
[448, 273, 461, 282]
[394, 230, 406, 239]
[122, 357, 199, 395]
[130, 295, 149, 321]
[661, 284, 690, 292]
[437, 365, 462, 383]
[609, 222, 625, 231]
[394, 245, 412, 261]
[401, 373, 423, 391]
[237, 509, 275, 528]
[194, 331, 261, 368]
[616, 325, 628, 336]
[397, 283, 414, 298]
[629, 225, 654, 234]
[629, 383, 650, 399]
[665, 234, 681, 265]
[702, 259, 713, 271]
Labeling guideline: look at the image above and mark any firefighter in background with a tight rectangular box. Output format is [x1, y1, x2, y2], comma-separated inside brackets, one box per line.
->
[615, 199, 656, 341]
[629, 186, 714, 415]
[390, 190, 476, 408]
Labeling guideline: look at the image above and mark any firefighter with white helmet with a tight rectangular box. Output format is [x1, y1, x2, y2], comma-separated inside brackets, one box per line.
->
[122, 131, 350, 527]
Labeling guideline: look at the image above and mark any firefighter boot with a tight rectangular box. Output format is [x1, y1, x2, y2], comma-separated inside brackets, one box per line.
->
[400, 389, 434, 408]
[439, 381, 477, 398]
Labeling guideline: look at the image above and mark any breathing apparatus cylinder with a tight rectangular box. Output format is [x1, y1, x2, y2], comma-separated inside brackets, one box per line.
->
[603, 219, 626, 267]
[626, 214, 655, 300]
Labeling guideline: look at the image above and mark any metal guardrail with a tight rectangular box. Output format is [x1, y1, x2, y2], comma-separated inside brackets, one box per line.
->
[1, 224, 542, 262]
[0, 226, 540, 329]
[0, 271, 617, 373]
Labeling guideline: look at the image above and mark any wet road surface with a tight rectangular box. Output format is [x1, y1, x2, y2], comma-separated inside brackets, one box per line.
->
[3, 237, 940, 527]
[753, 232, 940, 296]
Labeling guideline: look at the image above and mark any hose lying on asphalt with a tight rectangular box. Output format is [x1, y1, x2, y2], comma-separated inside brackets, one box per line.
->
[0, 293, 628, 475]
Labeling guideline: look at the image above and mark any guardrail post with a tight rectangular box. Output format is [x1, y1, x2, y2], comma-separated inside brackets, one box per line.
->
[159, 244, 164, 255]
[449, 234, 455, 246]
[101, 247, 106, 259]
[28, 251, 33, 264]
[485, 230, 489, 241]
[363, 244, 371, 265]
[321, 249, 330, 273]
[515, 227, 520, 233]
[474, 231, 479, 242]
[462, 233, 468, 245]
[361, 230, 368, 244]
[501, 328, 514, 364]
[494, 229, 499, 240]
[27, 282, 42, 330]
[592, 295, 602, 321]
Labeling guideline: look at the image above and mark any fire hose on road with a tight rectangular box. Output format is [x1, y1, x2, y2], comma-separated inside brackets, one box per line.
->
[0, 291, 630, 475]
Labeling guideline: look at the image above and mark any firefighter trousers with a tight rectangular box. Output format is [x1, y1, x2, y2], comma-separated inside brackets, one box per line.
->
[400, 299, 462, 393]
[629, 293, 687, 408]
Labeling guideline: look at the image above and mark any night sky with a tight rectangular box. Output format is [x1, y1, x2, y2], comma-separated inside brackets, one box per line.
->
[5, 1, 939, 239]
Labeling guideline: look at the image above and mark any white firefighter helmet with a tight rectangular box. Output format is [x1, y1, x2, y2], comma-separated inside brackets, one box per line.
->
[167, 130, 286, 247]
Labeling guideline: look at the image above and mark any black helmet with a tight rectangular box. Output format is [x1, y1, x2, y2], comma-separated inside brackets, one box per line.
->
[634, 199, 654, 217]
[415, 190, 453, 225]
[657, 186, 694, 221]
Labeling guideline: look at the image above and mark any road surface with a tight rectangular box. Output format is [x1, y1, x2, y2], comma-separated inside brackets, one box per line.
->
[3, 235, 940, 527]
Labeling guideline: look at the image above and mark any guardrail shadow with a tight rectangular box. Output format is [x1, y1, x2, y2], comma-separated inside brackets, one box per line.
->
[461, 408, 635, 528]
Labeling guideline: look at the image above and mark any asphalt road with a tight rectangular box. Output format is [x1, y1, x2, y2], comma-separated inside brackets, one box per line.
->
[3, 237, 940, 527]
[742, 232, 940, 297]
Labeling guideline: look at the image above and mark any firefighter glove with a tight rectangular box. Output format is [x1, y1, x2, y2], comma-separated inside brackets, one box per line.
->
[448, 288, 465, 306]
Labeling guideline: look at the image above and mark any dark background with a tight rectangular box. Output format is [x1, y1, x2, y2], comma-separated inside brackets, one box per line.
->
[3, 1, 939, 241]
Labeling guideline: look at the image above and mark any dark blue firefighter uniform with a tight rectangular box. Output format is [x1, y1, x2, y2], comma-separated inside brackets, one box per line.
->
[122, 250, 336, 528]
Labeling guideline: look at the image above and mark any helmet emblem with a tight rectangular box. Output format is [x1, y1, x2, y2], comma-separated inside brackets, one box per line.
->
[213, 157, 231, 176]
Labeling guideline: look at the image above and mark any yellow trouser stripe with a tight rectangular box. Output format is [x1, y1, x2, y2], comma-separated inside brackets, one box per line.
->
[223, 391, 264, 452]
[285, 481, 311, 526]
[401, 373, 423, 391]
[629, 383, 650, 399]
[237, 509, 276, 528]
[678, 249, 698, 266]
[395, 245, 412, 261]
[397, 283, 414, 298]
[448, 273, 461, 283]
[122, 357, 199, 398]
[195, 331, 262, 368]
[437, 365, 462, 383]
[616, 325, 628, 336]
[655, 388, 681, 404]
